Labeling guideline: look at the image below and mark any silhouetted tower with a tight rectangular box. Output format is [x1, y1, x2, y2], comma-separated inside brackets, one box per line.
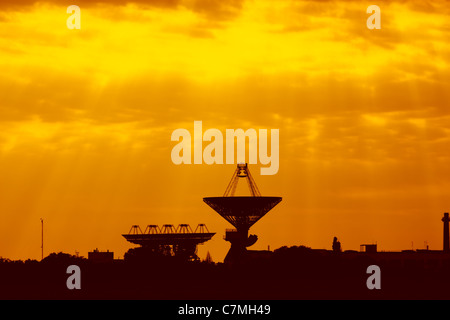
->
[332, 237, 341, 253]
[203, 164, 282, 263]
[443, 212, 449, 253]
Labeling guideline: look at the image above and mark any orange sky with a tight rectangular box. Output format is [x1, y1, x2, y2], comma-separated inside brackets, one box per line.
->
[1, 0, 450, 261]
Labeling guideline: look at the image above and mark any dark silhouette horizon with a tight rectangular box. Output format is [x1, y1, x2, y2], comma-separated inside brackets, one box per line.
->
[2, 242, 450, 299]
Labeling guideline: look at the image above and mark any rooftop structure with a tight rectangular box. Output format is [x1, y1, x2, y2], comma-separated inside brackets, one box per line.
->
[122, 223, 215, 261]
[88, 248, 114, 263]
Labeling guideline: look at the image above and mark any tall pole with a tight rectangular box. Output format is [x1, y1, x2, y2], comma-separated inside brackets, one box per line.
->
[40, 218, 43, 260]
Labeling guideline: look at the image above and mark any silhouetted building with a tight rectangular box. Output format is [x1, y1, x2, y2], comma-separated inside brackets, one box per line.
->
[360, 244, 377, 253]
[88, 249, 114, 263]
[443, 213, 449, 252]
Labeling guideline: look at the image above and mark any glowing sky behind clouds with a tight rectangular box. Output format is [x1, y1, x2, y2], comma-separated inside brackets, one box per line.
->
[0, 0, 449, 260]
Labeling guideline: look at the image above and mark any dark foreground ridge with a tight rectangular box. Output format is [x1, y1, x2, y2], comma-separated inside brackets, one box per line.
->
[2, 245, 450, 300]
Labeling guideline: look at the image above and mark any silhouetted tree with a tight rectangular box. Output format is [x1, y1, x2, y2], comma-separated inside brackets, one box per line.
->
[204, 251, 213, 264]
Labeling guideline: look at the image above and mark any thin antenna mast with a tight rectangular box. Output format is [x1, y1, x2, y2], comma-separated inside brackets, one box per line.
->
[40, 218, 43, 260]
